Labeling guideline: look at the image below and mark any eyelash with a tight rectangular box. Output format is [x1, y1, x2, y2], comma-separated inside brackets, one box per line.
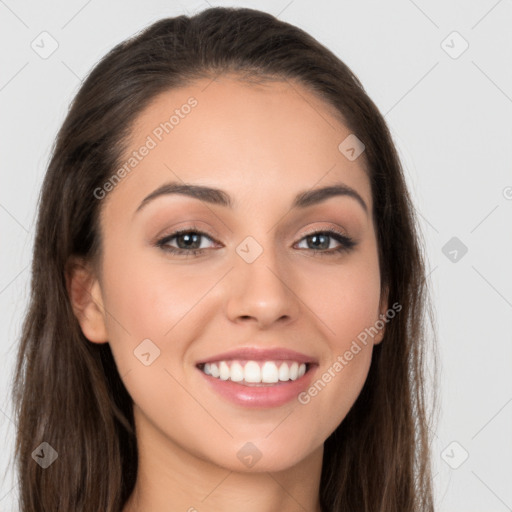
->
[155, 225, 356, 258]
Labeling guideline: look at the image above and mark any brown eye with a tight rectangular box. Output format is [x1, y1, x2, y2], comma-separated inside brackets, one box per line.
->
[156, 229, 218, 256]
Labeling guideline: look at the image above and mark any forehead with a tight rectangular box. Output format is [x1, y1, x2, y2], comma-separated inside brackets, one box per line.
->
[103, 76, 372, 215]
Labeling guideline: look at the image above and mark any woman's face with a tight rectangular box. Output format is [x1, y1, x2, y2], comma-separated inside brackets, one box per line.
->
[81, 76, 387, 472]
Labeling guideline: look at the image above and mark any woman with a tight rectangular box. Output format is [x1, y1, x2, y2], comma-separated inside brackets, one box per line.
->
[13, 6, 438, 511]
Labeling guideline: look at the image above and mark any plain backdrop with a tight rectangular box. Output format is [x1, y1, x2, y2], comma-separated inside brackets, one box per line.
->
[1, 1, 511, 510]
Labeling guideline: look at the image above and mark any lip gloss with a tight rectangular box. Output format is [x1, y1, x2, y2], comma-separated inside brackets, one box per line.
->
[197, 365, 317, 408]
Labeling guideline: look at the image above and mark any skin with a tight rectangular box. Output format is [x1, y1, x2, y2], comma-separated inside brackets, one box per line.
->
[69, 75, 388, 512]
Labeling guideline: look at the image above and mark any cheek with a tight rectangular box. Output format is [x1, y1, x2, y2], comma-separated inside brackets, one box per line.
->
[305, 252, 382, 346]
[295, 251, 381, 429]
[101, 249, 207, 341]
[98, 244, 225, 385]
[98, 255, 212, 440]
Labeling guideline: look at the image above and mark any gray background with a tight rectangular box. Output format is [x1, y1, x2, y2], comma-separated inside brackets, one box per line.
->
[1, 0, 511, 510]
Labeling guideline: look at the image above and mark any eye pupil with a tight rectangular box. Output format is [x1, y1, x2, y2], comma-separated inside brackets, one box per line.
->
[177, 233, 201, 249]
[309, 234, 329, 250]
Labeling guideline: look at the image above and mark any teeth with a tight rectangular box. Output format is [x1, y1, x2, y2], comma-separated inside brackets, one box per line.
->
[206, 363, 220, 378]
[230, 362, 244, 382]
[278, 362, 289, 381]
[261, 361, 279, 383]
[201, 360, 308, 384]
[244, 361, 261, 382]
[219, 361, 230, 380]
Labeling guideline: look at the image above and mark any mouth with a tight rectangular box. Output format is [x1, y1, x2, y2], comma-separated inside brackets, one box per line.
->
[196, 359, 313, 386]
[195, 347, 318, 407]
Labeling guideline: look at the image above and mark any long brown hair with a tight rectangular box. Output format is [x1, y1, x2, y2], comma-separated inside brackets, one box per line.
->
[12, 6, 438, 511]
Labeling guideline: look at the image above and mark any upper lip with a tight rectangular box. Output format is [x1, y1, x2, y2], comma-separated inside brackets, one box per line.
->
[196, 347, 318, 366]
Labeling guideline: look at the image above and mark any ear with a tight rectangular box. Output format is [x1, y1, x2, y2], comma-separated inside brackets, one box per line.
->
[374, 284, 389, 345]
[65, 256, 108, 344]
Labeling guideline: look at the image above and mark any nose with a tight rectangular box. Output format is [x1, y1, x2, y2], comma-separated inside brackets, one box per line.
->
[225, 241, 301, 329]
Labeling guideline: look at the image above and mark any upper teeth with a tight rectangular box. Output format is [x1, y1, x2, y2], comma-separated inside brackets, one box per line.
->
[202, 360, 307, 383]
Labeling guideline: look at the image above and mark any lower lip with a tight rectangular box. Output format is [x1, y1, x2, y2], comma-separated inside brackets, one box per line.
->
[197, 365, 317, 408]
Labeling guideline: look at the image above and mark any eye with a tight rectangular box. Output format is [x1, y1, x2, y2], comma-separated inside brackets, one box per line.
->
[295, 229, 356, 256]
[156, 228, 218, 257]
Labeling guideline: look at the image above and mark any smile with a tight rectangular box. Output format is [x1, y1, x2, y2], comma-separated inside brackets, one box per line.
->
[199, 360, 308, 385]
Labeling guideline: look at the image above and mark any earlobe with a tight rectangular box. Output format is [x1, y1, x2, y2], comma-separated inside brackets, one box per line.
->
[66, 257, 108, 344]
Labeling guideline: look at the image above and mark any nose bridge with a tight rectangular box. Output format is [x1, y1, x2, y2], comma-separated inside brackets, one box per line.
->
[225, 233, 299, 326]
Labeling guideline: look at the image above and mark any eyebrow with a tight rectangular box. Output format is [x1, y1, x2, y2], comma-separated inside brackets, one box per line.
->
[134, 181, 368, 215]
